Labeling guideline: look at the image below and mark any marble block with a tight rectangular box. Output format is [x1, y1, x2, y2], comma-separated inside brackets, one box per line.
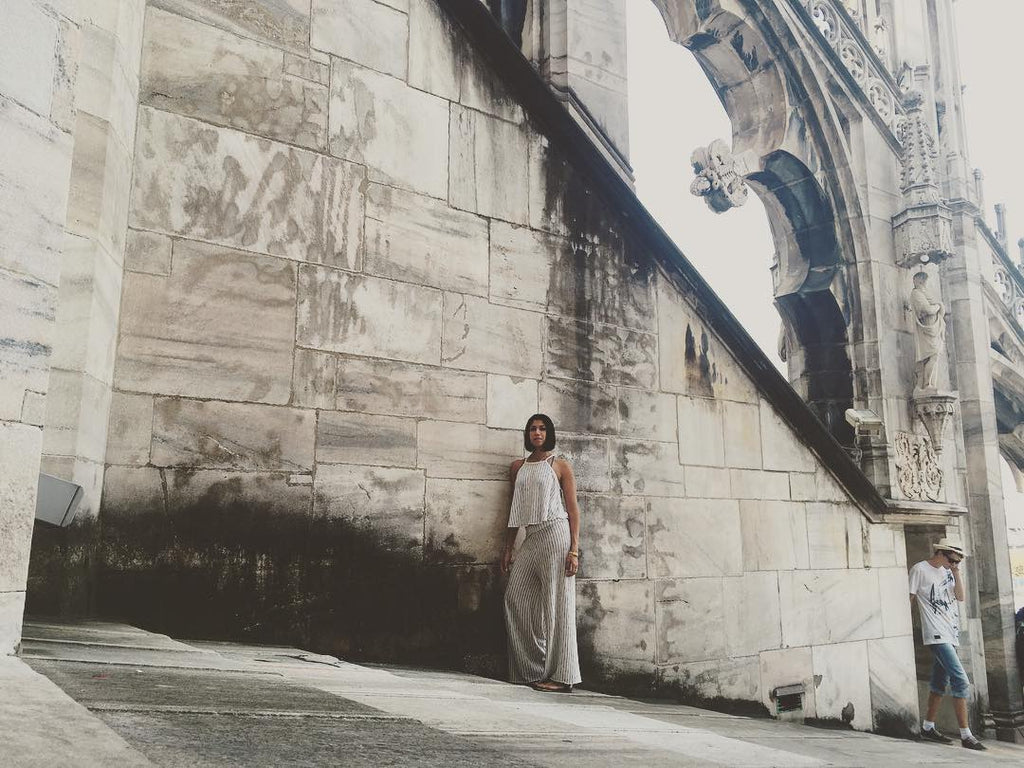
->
[334, 356, 486, 422]
[311, 0, 408, 79]
[124, 228, 171, 275]
[740, 500, 809, 571]
[578, 496, 646, 580]
[722, 400, 762, 469]
[141, 7, 329, 151]
[449, 104, 529, 224]
[758, 646, 817, 719]
[578, 580, 656, 663]
[151, 398, 316, 471]
[486, 375, 538, 430]
[424, 478, 510, 564]
[539, 378, 617, 436]
[283, 53, 330, 85]
[330, 59, 448, 199]
[618, 388, 677, 443]
[0, 268, 56, 422]
[867, 636, 920, 731]
[0, 422, 43, 593]
[365, 183, 488, 296]
[730, 469, 790, 500]
[724, 572, 783, 657]
[812, 641, 873, 731]
[115, 240, 296, 403]
[105, 391, 154, 465]
[555, 434, 611, 494]
[0, 0, 57, 117]
[877, 567, 913, 638]
[488, 220, 559, 309]
[298, 266, 442, 366]
[545, 316, 657, 389]
[150, 0, 311, 53]
[676, 397, 724, 466]
[759, 403, 816, 473]
[656, 577, 726, 663]
[131, 107, 364, 269]
[647, 497, 742, 578]
[683, 466, 733, 499]
[442, 293, 543, 377]
[73, 17, 144, 152]
[291, 348, 337, 410]
[458, 45, 523, 124]
[612, 440, 686, 497]
[805, 502, 850, 569]
[41, 368, 113, 463]
[417, 421, 520, 480]
[312, 463, 424, 551]
[407, 0, 461, 101]
[778, 569, 884, 647]
[866, 523, 899, 568]
[101, 465, 165, 517]
[662, 655, 760, 704]
[165, 469, 312, 517]
[0, 592, 27, 655]
[316, 411, 417, 467]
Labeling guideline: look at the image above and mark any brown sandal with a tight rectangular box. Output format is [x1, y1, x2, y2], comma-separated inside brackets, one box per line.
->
[529, 680, 573, 693]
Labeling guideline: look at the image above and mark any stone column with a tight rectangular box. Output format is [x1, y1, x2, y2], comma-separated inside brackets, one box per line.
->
[941, 202, 1024, 741]
[0, 0, 80, 653]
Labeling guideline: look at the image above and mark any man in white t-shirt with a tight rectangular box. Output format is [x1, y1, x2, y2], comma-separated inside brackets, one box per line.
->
[908, 537, 986, 751]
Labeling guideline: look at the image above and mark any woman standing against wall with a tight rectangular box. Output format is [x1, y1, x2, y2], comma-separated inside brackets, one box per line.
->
[501, 414, 582, 692]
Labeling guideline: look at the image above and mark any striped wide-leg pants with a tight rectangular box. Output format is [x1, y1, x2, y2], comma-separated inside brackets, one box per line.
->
[504, 518, 582, 685]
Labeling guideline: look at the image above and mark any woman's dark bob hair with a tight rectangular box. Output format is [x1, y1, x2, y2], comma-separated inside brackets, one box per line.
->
[523, 413, 556, 452]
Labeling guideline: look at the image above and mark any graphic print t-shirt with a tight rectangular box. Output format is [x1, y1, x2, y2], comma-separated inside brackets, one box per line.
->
[909, 560, 960, 646]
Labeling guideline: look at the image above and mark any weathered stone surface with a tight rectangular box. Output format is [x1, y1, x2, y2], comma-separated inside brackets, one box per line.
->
[165, 469, 312, 517]
[417, 421, 519, 480]
[105, 391, 153, 466]
[612, 440, 686, 497]
[115, 239, 296, 403]
[545, 316, 656, 389]
[74, 17, 142, 151]
[298, 266, 442, 365]
[141, 7, 329, 151]
[486, 375, 538, 430]
[724, 572, 783, 657]
[329, 59, 448, 199]
[0, 269, 56, 422]
[312, 464, 424, 550]
[489, 221, 559, 309]
[151, 398, 315, 471]
[759, 403, 816, 473]
[878, 566, 913, 638]
[722, 400, 762, 469]
[556, 434, 610, 494]
[131, 107, 363, 268]
[283, 53, 329, 85]
[684, 465, 733, 499]
[663, 655, 761, 704]
[0, 591, 26, 654]
[657, 279, 757, 403]
[150, 0, 310, 53]
[312, 0, 408, 79]
[449, 104, 528, 224]
[578, 496, 645, 580]
[779, 570, 883, 648]
[578, 580, 656, 663]
[425, 479, 509, 564]
[539, 379, 617, 436]
[291, 348, 337, 409]
[41, 369, 112, 463]
[617, 388, 676, 443]
[0, 0, 56, 117]
[657, 577, 726, 663]
[50, 15, 79, 133]
[442, 293, 543, 377]
[677, 397, 724, 466]
[124, 228, 171, 275]
[101, 465, 165, 516]
[647, 498, 741, 578]
[408, 0, 460, 101]
[812, 641, 873, 731]
[365, 183, 488, 295]
[740, 500, 809, 571]
[730, 469, 790, 500]
[867, 636, 920, 730]
[334, 357, 485, 421]
[317, 411, 417, 467]
[805, 502, 850, 569]
[459, 45, 523, 124]
[0, 98, 72, 287]
[759, 646, 818, 718]
[0, 422, 42, 593]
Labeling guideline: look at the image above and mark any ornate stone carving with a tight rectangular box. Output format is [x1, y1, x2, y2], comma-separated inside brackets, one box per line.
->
[894, 431, 943, 501]
[795, 0, 903, 134]
[912, 391, 957, 454]
[909, 271, 947, 391]
[892, 90, 954, 267]
[689, 139, 751, 213]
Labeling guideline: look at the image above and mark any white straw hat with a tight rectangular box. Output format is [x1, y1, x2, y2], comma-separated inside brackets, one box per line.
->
[934, 537, 966, 557]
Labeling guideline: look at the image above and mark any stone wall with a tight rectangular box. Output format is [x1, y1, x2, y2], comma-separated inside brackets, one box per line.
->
[0, 0, 79, 654]
[30, 0, 921, 731]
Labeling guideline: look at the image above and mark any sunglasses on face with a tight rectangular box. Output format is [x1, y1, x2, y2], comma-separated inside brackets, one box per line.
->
[945, 553, 962, 565]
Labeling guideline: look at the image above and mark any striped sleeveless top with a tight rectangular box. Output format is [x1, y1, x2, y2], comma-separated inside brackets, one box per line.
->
[507, 455, 567, 527]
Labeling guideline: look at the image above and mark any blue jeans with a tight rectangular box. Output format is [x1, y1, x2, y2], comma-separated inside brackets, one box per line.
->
[929, 643, 970, 698]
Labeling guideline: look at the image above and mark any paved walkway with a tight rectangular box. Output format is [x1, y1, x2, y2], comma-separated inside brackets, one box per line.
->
[5, 620, 1023, 766]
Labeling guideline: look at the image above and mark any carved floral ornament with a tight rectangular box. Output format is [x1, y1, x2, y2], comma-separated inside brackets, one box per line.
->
[894, 431, 943, 502]
[689, 139, 751, 213]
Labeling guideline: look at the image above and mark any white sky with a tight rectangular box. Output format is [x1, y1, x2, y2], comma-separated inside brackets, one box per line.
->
[626, 0, 1024, 366]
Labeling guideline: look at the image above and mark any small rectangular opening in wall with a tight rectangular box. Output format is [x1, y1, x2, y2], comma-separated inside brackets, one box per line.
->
[772, 683, 805, 714]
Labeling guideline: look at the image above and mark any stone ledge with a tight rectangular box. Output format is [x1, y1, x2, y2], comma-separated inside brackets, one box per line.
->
[878, 498, 967, 527]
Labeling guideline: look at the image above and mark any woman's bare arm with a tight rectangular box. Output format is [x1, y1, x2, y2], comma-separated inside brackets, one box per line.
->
[556, 459, 580, 577]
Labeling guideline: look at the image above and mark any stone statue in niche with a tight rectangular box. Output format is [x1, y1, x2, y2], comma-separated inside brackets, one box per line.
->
[910, 271, 946, 391]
